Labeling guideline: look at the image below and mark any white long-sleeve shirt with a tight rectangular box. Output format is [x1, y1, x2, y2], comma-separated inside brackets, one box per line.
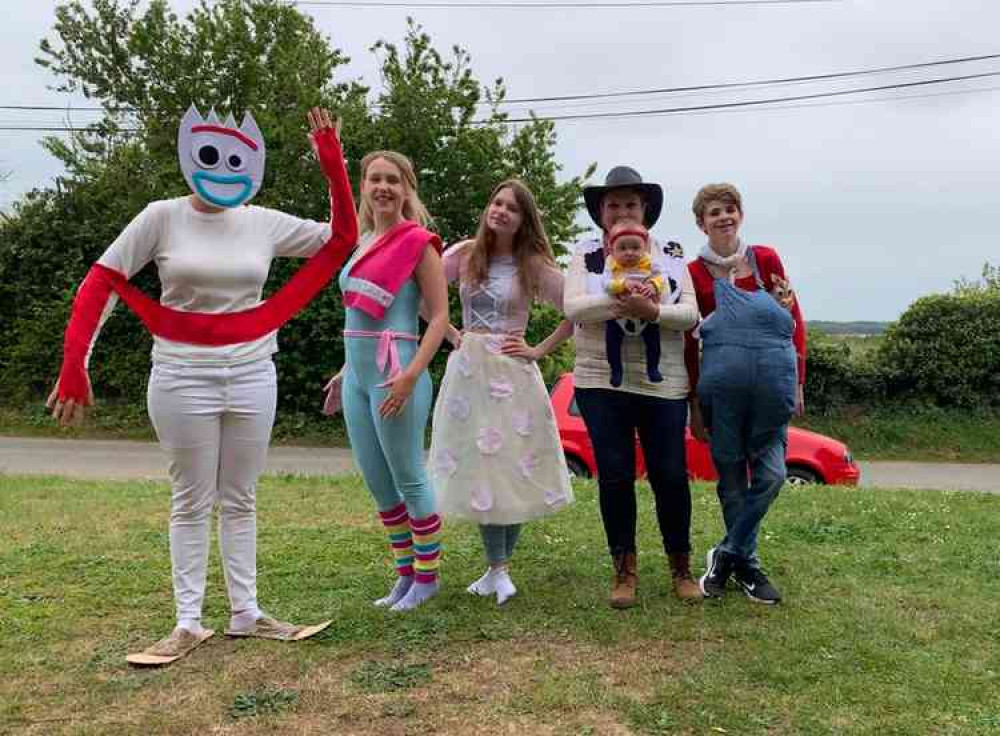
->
[97, 196, 330, 366]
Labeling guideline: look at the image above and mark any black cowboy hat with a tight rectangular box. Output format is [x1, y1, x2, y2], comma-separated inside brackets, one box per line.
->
[582, 166, 664, 229]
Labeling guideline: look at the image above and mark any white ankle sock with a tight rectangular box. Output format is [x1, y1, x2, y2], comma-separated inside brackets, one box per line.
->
[228, 608, 262, 632]
[493, 569, 517, 605]
[177, 618, 205, 635]
[467, 568, 496, 596]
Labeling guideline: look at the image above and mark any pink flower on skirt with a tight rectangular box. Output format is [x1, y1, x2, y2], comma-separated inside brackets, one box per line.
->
[484, 336, 505, 355]
[489, 379, 514, 401]
[446, 395, 471, 421]
[545, 486, 566, 507]
[519, 452, 538, 479]
[477, 427, 503, 455]
[434, 450, 458, 478]
[470, 482, 493, 511]
[513, 410, 534, 437]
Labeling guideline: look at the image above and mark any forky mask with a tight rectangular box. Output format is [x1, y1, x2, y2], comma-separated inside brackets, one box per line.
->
[178, 105, 266, 209]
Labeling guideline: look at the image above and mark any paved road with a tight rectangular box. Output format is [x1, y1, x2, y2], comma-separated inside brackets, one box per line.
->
[0, 437, 356, 480]
[0, 436, 997, 492]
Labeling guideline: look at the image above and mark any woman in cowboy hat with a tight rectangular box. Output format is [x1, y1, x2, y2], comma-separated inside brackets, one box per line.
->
[563, 166, 702, 608]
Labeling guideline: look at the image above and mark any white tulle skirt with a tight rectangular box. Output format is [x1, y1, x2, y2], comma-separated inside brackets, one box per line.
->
[429, 332, 574, 525]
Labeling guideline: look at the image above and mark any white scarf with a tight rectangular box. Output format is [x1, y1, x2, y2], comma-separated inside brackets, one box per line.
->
[698, 238, 747, 269]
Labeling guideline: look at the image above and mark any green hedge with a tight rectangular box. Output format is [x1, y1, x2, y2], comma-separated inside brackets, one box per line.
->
[804, 285, 1000, 412]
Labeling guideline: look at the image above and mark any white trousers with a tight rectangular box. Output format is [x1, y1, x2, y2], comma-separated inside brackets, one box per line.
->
[147, 358, 277, 624]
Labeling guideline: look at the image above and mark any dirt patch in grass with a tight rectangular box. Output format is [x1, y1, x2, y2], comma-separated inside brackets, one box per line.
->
[286, 637, 702, 735]
[3, 636, 706, 735]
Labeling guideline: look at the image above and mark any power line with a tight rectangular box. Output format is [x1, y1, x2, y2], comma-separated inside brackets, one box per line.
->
[495, 53, 1000, 105]
[492, 70, 1000, 123]
[638, 83, 1000, 118]
[4, 51, 998, 113]
[291, 0, 839, 7]
[0, 126, 139, 132]
[0, 105, 105, 112]
[2, 70, 997, 133]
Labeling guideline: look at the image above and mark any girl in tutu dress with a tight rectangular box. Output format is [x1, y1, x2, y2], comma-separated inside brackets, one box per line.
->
[429, 179, 574, 605]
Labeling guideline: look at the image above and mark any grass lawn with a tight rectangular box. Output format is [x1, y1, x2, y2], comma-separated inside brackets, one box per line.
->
[2, 475, 999, 735]
[794, 406, 1000, 463]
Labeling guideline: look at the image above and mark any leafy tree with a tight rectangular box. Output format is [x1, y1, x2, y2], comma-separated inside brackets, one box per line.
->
[1, 0, 589, 412]
[953, 262, 1000, 295]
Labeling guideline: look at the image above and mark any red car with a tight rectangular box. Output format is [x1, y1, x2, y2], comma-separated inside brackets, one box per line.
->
[551, 373, 860, 486]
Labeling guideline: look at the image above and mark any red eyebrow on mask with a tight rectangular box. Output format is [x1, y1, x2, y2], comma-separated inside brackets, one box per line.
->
[191, 125, 259, 151]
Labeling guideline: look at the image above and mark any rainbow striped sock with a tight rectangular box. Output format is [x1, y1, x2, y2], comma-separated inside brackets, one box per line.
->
[378, 503, 414, 577]
[410, 513, 442, 584]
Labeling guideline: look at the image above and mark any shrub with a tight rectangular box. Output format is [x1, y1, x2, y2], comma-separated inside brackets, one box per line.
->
[803, 330, 887, 412]
[877, 290, 1000, 407]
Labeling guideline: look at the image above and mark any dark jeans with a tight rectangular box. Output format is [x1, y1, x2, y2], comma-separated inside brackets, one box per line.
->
[574, 387, 691, 557]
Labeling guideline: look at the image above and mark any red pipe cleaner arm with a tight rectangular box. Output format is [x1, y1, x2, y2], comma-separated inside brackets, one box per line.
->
[107, 128, 358, 345]
[55, 265, 117, 403]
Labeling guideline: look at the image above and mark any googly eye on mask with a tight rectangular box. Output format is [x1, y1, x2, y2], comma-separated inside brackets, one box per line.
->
[177, 105, 266, 209]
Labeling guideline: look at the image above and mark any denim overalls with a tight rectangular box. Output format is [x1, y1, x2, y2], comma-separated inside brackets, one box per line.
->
[697, 247, 797, 564]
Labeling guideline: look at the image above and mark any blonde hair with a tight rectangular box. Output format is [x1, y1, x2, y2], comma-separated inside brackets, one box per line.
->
[357, 150, 432, 232]
[465, 179, 556, 299]
[692, 183, 743, 225]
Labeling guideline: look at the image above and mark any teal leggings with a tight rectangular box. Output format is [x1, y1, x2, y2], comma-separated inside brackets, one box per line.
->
[342, 337, 435, 519]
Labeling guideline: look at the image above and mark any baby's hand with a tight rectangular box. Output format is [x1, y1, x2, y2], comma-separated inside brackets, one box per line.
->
[630, 282, 657, 301]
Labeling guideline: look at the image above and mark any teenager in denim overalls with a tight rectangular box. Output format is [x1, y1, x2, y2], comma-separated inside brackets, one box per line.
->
[686, 183, 806, 605]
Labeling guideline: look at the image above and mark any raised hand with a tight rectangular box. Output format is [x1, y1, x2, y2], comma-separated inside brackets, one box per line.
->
[307, 107, 341, 139]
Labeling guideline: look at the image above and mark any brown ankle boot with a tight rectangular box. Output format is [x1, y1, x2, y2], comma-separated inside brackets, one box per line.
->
[610, 552, 638, 609]
[669, 552, 703, 601]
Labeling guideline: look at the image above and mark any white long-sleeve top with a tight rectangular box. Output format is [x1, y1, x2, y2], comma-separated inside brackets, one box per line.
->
[97, 196, 330, 366]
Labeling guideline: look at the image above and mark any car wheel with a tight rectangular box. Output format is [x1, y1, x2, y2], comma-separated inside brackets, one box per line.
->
[565, 456, 591, 479]
[786, 465, 821, 486]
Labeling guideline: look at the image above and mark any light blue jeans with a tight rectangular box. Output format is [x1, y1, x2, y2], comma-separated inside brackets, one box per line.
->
[479, 524, 523, 565]
[711, 426, 787, 565]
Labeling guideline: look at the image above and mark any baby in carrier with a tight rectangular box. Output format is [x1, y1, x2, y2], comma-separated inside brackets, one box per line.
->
[602, 222, 664, 387]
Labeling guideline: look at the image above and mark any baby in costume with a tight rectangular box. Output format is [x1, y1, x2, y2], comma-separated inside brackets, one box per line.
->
[602, 222, 664, 386]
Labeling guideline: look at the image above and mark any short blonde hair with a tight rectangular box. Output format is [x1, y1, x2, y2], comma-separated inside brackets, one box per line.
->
[692, 183, 743, 224]
[358, 150, 432, 232]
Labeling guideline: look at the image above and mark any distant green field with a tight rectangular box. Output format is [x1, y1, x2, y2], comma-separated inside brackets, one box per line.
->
[810, 321, 890, 336]
[825, 332, 884, 357]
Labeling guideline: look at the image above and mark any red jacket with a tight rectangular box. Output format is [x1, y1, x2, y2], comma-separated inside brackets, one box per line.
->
[684, 245, 806, 393]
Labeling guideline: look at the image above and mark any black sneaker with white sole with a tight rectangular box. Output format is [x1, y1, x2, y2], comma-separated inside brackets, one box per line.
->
[732, 565, 782, 605]
[699, 546, 736, 598]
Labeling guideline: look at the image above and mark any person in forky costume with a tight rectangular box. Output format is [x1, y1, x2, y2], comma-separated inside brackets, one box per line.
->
[48, 106, 357, 666]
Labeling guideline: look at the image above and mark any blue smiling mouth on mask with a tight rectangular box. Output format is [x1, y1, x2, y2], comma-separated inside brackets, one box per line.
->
[192, 171, 253, 208]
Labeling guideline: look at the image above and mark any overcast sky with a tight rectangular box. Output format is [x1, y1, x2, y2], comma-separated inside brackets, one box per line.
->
[2, 0, 997, 321]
